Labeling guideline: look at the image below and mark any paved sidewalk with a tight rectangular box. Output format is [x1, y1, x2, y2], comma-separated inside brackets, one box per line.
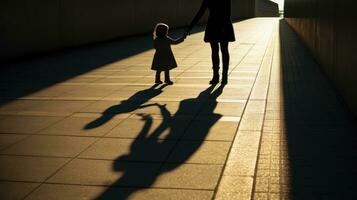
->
[0, 18, 356, 200]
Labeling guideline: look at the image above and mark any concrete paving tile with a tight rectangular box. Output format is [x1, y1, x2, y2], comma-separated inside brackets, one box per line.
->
[132, 100, 201, 116]
[0, 134, 28, 150]
[225, 78, 255, 85]
[158, 87, 206, 100]
[235, 63, 260, 71]
[0, 100, 94, 117]
[79, 138, 175, 161]
[178, 72, 213, 78]
[79, 100, 145, 115]
[106, 117, 191, 140]
[93, 77, 140, 84]
[111, 71, 152, 77]
[85, 70, 121, 76]
[168, 141, 231, 164]
[0, 155, 69, 182]
[215, 176, 253, 199]
[227, 147, 259, 162]
[215, 192, 251, 200]
[0, 181, 39, 200]
[25, 100, 93, 113]
[175, 77, 211, 84]
[0, 116, 64, 134]
[47, 159, 160, 187]
[0, 100, 39, 114]
[26, 184, 213, 200]
[244, 100, 266, 114]
[66, 76, 101, 83]
[199, 102, 245, 117]
[2, 135, 96, 157]
[238, 113, 264, 131]
[60, 88, 115, 99]
[40, 114, 126, 136]
[183, 120, 239, 141]
[154, 164, 223, 190]
[223, 157, 257, 176]
[135, 77, 178, 84]
[27, 85, 75, 98]
[216, 87, 251, 100]
[232, 131, 261, 149]
[254, 178, 269, 193]
[230, 70, 258, 77]
[126, 188, 213, 200]
[253, 193, 269, 200]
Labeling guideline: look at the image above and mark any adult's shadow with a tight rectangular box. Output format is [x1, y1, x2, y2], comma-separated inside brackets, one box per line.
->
[84, 84, 168, 129]
[96, 84, 225, 200]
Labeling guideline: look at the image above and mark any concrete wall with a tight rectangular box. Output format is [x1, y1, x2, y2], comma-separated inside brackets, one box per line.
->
[0, 0, 197, 59]
[255, 0, 279, 17]
[284, 0, 357, 117]
[232, 0, 256, 19]
[0, 0, 279, 60]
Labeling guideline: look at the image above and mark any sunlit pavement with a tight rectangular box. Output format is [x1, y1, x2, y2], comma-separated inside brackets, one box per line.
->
[0, 18, 356, 199]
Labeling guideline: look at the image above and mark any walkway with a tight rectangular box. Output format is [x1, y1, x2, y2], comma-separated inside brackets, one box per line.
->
[0, 18, 356, 200]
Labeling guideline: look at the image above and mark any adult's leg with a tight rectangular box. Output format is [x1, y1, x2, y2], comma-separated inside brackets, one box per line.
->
[220, 41, 230, 84]
[210, 42, 220, 84]
[155, 70, 162, 83]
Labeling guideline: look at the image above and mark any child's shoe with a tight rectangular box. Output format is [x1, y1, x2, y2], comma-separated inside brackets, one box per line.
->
[155, 80, 163, 84]
[165, 80, 173, 85]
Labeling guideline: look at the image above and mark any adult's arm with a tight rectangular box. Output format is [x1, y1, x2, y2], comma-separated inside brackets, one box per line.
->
[186, 0, 208, 34]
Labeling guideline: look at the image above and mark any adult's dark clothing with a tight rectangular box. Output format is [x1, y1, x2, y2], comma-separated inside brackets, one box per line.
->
[187, 0, 235, 42]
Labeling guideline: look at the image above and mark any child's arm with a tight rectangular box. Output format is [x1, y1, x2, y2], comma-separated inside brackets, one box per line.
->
[168, 35, 186, 45]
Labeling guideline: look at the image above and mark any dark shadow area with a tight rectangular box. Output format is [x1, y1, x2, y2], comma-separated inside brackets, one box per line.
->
[0, 25, 206, 106]
[279, 19, 357, 198]
[85, 84, 168, 129]
[95, 84, 225, 200]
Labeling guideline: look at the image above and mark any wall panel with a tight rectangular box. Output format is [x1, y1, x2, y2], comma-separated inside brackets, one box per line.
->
[285, 0, 357, 116]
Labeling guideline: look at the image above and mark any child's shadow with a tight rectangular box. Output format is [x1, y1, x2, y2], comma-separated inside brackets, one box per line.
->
[96, 85, 225, 200]
[84, 84, 168, 129]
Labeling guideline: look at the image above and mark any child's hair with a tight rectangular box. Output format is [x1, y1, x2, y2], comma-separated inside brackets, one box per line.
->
[153, 23, 169, 39]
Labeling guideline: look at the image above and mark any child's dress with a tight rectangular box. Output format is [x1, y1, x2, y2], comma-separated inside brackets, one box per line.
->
[151, 36, 184, 71]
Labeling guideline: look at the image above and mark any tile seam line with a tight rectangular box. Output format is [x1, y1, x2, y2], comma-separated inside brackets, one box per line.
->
[32, 181, 217, 192]
[0, 154, 227, 165]
[0, 132, 241, 142]
[22, 54, 198, 199]
[211, 21, 276, 200]
[0, 104, 79, 171]
[21, 110, 134, 200]
[249, 20, 278, 200]
[229, 44, 255, 75]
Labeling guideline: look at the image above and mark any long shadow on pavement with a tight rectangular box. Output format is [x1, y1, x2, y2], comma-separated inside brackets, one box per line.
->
[84, 84, 168, 129]
[93, 84, 225, 199]
[279, 19, 357, 198]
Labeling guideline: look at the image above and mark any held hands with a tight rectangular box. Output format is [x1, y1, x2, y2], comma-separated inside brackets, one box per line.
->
[184, 28, 191, 37]
[181, 30, 190, 41]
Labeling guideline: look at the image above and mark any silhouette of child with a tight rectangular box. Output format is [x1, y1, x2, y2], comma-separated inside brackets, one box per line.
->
[151, 23, 186, 84]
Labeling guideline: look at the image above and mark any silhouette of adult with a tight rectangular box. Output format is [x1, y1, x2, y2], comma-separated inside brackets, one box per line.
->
[186, 0, 235, 84]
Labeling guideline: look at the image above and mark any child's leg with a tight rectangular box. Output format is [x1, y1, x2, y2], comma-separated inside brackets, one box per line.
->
[155, 71, 162, 83]
[164, 70, 173, 84]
